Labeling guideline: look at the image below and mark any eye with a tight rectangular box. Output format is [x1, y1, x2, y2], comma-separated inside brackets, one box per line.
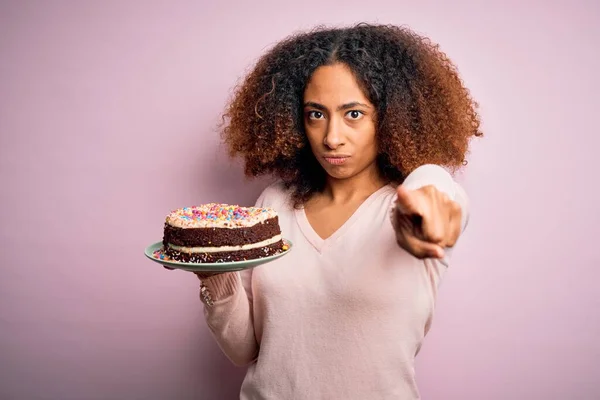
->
[346, 110, 364, 120]
[308, 110, 325, 120]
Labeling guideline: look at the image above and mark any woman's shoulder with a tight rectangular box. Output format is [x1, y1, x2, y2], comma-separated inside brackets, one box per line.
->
[254, 181, 294, 211]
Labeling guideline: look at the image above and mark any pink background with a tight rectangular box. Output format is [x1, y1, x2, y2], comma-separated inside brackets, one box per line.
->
[1, 1, 598, 399]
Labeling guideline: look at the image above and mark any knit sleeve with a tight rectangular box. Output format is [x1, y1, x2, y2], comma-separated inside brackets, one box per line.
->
[200, 269, 257, 367]
[199, 184, 277, 366]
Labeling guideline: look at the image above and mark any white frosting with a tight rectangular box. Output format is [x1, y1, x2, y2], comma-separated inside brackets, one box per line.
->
[167, 235, 282, 253]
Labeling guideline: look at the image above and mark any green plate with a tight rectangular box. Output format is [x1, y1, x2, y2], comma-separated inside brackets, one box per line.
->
[144, 239, 292, 272]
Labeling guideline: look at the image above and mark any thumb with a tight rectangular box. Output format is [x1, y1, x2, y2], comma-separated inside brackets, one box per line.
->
[395, 185, 420, 215]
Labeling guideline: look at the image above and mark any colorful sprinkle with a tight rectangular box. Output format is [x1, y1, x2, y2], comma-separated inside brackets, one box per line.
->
[166, 203, 277, 229]
[152, 249, 172, 261]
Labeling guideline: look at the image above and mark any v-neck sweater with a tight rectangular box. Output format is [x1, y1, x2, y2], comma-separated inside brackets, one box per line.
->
[200, 164, 470, 400]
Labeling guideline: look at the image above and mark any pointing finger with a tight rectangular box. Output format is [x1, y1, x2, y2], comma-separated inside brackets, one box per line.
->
[395, 185, 420, 215]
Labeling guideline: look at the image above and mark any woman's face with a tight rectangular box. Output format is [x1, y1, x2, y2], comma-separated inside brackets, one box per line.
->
[303, 63, 379, 181]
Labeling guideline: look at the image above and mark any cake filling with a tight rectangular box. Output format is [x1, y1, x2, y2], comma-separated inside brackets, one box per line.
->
[166, 234, 282, 253]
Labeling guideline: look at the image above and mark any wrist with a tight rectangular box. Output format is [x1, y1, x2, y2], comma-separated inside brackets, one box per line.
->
[196, 272, 240, 306]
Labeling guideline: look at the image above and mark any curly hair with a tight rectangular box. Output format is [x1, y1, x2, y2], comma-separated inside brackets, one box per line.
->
[220, 23, 482, 207]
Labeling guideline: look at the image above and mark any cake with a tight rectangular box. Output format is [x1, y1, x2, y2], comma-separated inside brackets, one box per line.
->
[162, 203, 286, 263]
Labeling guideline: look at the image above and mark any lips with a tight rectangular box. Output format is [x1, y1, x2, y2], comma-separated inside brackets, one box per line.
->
[323, 155, 350, 165]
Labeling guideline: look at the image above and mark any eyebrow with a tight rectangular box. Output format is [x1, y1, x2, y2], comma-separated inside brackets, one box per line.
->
[303, 101, 371, 111]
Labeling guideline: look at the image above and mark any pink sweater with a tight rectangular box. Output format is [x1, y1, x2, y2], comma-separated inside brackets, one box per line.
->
[200, 164, 469, 399]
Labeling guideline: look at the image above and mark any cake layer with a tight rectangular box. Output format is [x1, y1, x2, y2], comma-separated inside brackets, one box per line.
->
[163, 216, 281, 247]
[167, 234, 282, 253]
[164, 240, 285, 263]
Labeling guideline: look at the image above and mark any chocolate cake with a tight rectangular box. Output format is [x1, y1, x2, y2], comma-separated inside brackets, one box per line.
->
[162, 203, 286, 263]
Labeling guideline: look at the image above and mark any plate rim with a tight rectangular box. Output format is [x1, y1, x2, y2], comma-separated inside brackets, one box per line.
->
[144, 238, 292, 272]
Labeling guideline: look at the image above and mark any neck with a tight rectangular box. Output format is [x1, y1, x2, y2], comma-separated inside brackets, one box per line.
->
[323, 163, 387, 203]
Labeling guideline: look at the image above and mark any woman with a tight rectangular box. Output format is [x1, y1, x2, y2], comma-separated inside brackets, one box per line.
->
[191, 24, 481, 399]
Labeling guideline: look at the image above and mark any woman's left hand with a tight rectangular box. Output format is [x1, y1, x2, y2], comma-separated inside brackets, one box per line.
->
[391, 184, 462, 259]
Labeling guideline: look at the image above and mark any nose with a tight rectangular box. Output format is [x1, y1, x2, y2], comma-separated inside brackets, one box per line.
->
[323, 119, 344, 149]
